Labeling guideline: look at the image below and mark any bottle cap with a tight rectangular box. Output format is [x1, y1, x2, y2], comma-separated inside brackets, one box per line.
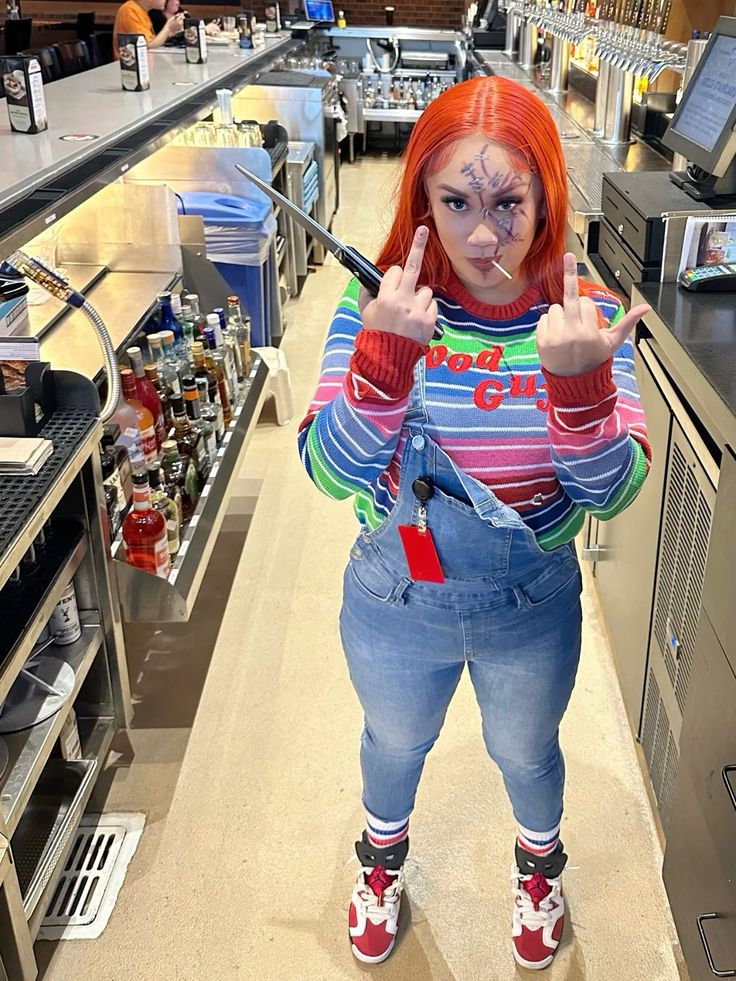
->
[206, 314, 219, 327]
[162, 439, 178, 454]
[132, 471, 150, 487]
[170, 394, 185, 414]
[227, 295, 239, 304]
[147, 463, 162, 488]
[144, 365, 158, 381]
[181, 374, 197, 390]
[102, 422, 121, 445]
[191, 341, 204, 356]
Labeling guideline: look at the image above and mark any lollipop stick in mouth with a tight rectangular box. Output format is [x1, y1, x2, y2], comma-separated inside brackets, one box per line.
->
[492, 260, 512, 280]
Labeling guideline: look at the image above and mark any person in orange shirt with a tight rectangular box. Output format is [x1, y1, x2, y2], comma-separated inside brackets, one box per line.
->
[112, 0, 184, 59]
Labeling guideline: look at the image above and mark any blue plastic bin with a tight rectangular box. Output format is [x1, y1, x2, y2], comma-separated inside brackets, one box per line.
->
[177, 191, 277, 348]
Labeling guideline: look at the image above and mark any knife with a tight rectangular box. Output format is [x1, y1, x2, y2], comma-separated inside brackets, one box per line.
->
[234, 164, 444, 341]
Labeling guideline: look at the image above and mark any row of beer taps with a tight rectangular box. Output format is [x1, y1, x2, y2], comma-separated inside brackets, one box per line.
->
[503, 0, 687, 80]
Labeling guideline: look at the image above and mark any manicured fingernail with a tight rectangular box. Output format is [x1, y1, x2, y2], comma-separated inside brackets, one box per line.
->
[417, 226, 428, 239]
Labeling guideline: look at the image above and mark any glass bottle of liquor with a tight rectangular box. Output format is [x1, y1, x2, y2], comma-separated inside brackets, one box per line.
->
[161, 329, 191, 383]
[170, 393, 208, 486]
[145, 364, 174, 435]
[101, 449, 122, 539]
[120, 369, 158, 466]
[216, 304, 244, 389]
[102, 423, 133, 508]
[148, 332, 181, 395]
[182, 374, 217, 465]
[161, 439, 198, 523]
[197, 377, 223, 446]
[184, 293, 207, 338]
[206, 314, 238, 403]
[122, 472, 171, 578]
[226, 295, 252, 378]
[179, 304, 197, 352]
[127, 346, 166, 450]
[204, 328, 233, 426]
[110, 384, 146, 472]
[147, 463, 181, 556]
[158, 291, 183, 343]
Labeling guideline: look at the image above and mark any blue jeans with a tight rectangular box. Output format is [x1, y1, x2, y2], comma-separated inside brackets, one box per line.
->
[338, 426, 583, 838]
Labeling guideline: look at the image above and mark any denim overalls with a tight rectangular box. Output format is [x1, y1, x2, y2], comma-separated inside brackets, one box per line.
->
[339, 356, 583, 838]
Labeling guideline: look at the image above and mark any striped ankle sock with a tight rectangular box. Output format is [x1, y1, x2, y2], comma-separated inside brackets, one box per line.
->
[365, 810, 409, 850]
[517, 823, 560, 859]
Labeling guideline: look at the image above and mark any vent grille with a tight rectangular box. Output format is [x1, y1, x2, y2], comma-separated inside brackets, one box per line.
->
[640, 667, 680, 836]
[652, 439, 713, 714]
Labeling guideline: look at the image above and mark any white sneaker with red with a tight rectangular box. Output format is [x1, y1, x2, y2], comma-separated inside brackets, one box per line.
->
[511, 862, 565, 969]
[348, 863, 405, 963]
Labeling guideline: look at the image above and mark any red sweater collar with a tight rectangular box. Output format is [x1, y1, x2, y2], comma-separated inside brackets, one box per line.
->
[440, 271, 543, 322]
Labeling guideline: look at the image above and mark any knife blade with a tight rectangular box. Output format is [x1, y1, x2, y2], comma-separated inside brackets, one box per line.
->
[234, 164, 444, 341]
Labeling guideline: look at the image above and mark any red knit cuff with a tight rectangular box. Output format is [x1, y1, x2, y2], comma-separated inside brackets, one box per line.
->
[349, 329, 429, 400]
[541, 358, 616, 408]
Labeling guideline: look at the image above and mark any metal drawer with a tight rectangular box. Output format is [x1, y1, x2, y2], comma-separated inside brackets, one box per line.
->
[598, 219, 660, 300]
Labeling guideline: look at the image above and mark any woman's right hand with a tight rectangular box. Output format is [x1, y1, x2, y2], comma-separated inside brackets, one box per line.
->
[168, 12, 185, 34]
[358, 226, 438, 346]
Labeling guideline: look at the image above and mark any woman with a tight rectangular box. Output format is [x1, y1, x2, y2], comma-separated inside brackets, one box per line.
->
[148, 0, 180, 36]
[298, 75, 651, 971]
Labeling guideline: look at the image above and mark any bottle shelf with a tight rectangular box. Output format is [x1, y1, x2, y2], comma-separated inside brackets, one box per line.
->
[362, 108, 424, 123]
[112, 354, 270, 621]
[0, 617, 104, 837]
[0, 522, 88, 708]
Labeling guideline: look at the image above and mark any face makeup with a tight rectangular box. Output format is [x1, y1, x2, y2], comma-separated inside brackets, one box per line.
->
[426, 136, 544, 304]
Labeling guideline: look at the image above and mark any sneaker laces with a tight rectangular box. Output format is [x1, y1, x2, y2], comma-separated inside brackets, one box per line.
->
[356, 866, 403, 919]
[511, 870, 559, 931]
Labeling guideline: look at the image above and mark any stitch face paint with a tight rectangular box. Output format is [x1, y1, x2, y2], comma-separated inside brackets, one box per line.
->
[426, 137, 545, 305]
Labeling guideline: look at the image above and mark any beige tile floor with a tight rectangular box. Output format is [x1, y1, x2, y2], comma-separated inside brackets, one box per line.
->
[38, 155, 688, 981]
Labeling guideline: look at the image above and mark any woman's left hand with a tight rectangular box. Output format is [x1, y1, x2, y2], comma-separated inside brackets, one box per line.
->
[536, 252, 651, 377]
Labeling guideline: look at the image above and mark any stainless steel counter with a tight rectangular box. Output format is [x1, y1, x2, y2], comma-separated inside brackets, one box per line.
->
[0, 37, 291, 215]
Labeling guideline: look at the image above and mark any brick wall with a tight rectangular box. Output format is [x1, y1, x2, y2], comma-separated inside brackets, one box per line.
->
[253, 1, 467, 28]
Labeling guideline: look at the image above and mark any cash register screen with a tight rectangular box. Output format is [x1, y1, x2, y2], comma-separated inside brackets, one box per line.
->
[671, 33, 736, 152]
[305, 0, 335, 21]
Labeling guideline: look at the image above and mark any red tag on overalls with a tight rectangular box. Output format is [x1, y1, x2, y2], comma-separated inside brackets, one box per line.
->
[398, 525, 445, 583]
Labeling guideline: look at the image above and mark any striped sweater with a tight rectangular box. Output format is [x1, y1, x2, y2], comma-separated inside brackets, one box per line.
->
[298, 275, 651, 550]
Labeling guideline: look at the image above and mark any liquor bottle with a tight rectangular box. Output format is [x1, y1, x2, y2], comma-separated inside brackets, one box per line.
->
[226, 294, 252, 378]
[110, 385, 146, 471]
[145, 364, 174, 435]
[192, 341, 225, 424]
[179, 304, 197, 351]
[102, 423, 133, 508]
[161, 438, 198, 523]
[170, 393, 208, 486]
[196, 377, 223, 446]
[101, 449, 122, 539]
[215, 306, 243, 393]
[206, 313, 238, 403]
[122, 472, 172, 578]
[184, 293, 207, 338]
[182, 375, 217, 466]
[127, 346, 166, 449]
[147, 463, 181, 556]
[148, 332, 181, 395]
[158, 291, 183, 343]
[161, 328, 191, 383]
[120, 369, 158, 466]
[204, 328, 233, 426]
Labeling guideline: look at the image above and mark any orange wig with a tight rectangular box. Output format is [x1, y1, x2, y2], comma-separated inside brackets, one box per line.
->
[376, 75, 570, 306]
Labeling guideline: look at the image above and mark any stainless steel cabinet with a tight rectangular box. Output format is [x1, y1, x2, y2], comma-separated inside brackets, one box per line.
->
[663, 612, 736, 981]
[586, 339, 671, 735]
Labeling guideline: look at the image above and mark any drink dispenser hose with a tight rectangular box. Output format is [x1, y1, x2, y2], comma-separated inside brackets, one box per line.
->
[0, 251, 120, 422]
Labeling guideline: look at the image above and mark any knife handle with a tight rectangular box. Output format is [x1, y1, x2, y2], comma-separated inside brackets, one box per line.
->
[341, 245, 444, 341]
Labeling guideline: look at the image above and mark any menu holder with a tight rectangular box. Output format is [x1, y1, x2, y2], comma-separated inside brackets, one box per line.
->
[0, 362, 55, 438]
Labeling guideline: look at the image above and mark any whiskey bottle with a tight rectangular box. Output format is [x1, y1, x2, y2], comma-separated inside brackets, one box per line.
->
[170, 393, 208, 486]
[203, 326, 232, 424]
[182, 375, 217, 465]
[147, 462, 181, 556]
[206, 314, 237, 403]
[122, 472, 172, 578]
[161, 439, 198, 523]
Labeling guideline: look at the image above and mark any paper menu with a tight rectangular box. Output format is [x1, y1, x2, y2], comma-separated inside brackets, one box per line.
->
[677, 214, 736, 277]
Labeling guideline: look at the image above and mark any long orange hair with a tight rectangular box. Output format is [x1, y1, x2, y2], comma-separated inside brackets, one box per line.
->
[376, 75, 569, 306]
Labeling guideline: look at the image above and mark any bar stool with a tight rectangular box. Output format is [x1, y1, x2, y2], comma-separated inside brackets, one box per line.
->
[253, 347, 295, 426]
[4, 18, 32, 56]
[53, 39, 92, 76]
[75, 11, 96, 41]
[20, 46, 63, 83]
[88, 31, 113, 67]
